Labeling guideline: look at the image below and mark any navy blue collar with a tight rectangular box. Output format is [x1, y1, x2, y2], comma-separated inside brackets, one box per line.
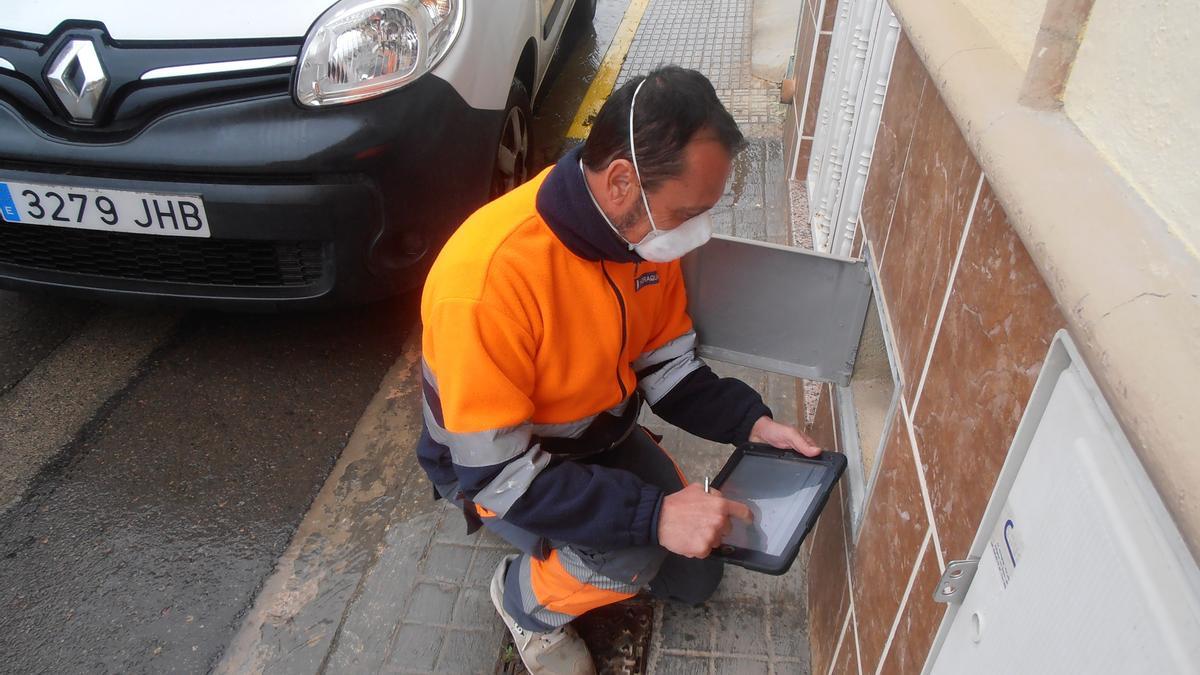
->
[536, 146, 642, 263]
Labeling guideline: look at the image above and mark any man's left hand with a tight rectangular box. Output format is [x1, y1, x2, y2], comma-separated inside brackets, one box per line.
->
[749, 416, 821, 457]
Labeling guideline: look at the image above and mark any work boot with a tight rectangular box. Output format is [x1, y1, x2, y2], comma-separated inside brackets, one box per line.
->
[490, 554, 596, 675]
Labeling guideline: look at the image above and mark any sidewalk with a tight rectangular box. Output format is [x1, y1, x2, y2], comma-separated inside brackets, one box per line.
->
[639, 367, 812, 675]
[218, 1, 811, 673]
[616, 0, 792, 249]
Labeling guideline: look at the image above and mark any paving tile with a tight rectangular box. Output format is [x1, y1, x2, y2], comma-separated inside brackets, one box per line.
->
[771, 554, 809, 606]
[385, 623, 444, 672]
[616, 0, 784, 139]
[467, 547, 510, 588]
[715, 657, 770, 674]
[420, 542, 472, 584]
[713, 602, 769, 656]
[432, 509, 478, 546]
[657, 654, 713, 674]
[436, 629, 504, 673]
[771, 602, 811, 661]
[775, 658, 813, 675]
[451, 587, 501, 629]
[660, 602, 713, 652]
[404, 582, 457, 625]
[326, 510, 437, 674]
[709, 563, 776, 603]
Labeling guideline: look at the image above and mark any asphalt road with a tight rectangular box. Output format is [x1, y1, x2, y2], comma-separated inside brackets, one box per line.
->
[0, 299, 416, 672]
[0, 3, 622, 672]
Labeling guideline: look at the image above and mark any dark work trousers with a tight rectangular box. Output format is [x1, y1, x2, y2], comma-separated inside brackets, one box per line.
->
[437, 427, 724, 631]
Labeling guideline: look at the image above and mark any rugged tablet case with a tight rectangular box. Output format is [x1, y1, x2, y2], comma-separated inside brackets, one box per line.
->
[710, 444, 848, 575]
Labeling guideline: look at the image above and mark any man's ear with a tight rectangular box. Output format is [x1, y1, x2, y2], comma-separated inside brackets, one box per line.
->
[605, 159, 637, 207]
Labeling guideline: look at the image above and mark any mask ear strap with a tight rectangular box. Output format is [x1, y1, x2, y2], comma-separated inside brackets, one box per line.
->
[628, 78, 659, 234]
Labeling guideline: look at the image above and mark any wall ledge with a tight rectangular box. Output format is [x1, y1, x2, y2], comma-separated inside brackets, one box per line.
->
[888, 0, 1200, 560]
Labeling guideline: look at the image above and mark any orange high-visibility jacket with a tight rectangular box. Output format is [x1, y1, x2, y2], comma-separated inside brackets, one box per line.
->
[417, 146, 770, 550]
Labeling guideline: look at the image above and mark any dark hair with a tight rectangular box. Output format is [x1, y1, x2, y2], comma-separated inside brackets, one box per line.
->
[581, 66, 745, 190]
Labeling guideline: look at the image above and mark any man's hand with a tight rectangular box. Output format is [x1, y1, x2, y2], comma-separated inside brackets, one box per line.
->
[749, 415, 821, 457]
[658, 483, 753, 558]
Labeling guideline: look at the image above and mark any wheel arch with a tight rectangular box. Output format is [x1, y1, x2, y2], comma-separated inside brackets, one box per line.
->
[430, 0, 539, 111]
[515, 38, 538, 100]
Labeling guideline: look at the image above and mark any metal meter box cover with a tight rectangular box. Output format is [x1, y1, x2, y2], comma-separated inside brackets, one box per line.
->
[924, 331, 1200, 674]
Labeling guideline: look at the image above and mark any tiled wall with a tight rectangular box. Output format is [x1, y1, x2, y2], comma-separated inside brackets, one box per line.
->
[803, 31, 1067, 675]
[783, 0, 838, 181]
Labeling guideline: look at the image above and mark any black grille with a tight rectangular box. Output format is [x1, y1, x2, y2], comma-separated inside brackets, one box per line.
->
[0, 220, 324, 287]
[0, 26, 298, 140]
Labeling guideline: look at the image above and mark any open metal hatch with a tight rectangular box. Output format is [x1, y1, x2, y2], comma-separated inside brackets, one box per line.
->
[681, 235, 872, 386]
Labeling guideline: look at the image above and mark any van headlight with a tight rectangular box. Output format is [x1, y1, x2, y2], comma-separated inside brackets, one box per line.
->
[295, 0, 462, 107]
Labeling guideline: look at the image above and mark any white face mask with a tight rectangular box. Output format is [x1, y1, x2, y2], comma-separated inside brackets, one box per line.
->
[631, 210, 714, 262]
[627, 78, 714, 262]
[580, 78, 715, 263]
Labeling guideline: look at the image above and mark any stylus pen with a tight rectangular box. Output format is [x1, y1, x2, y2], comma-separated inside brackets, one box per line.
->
[704, 476, 711, 494]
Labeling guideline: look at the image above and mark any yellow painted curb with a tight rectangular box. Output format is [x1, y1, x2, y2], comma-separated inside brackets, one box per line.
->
[565, 0, 652, 140]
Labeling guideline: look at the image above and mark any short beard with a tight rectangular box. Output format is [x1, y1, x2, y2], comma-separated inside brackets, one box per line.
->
[615, 200, 645, 240]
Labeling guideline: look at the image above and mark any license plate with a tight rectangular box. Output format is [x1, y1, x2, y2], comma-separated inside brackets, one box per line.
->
[0, 180, 210, 238]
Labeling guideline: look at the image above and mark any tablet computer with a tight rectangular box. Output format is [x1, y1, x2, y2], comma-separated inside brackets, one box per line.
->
[710, 444, 847, 575]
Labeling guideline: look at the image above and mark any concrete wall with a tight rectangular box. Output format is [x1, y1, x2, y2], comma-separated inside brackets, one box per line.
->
[958, 0, 1046, 69]
[939, 0, 1200, 256]
[1065, 0, 1200, 257]
[752, 0, 807, 83]
[948, 0, 1200, 266]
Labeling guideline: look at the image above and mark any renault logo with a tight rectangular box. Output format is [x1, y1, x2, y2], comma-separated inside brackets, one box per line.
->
[47, 39, 107, 123]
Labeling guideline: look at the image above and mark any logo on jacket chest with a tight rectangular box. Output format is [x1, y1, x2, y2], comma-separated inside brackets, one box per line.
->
[635, 271, 660, 291]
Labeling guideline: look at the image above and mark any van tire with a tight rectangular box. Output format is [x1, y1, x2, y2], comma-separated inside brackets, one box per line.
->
[490, 79, 534, 200]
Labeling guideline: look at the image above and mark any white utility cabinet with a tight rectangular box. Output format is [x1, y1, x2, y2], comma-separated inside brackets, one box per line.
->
[923, 331, 1200, 674]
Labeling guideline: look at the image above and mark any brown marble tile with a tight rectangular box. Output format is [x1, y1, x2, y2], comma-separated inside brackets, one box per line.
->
[879, 539, 946, 675]
[807, 482, 850, 675]
[822, 0, 839, 32]
[803, 34, 832, 137]
[911, 180, 1065, 563]
[784, 105, 799, 171]
[878, 87, 982, 403]
[803, 0, 818, 29]
[807, 384, 837, 451]
[850, 419, 929, 674]
[794, 379, 808, 429]
[861, 34, 928, 255]
[796, 138, 813, 181]
[832, 619, 860, 675]
[851, 219, 865, 259]
[796, 1, 817, 90]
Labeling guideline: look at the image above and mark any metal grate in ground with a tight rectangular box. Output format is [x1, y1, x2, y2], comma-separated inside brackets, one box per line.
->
[497, 598, 655, 674]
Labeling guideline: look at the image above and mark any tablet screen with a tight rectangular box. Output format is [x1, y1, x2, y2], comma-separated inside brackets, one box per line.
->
[719, 454, 829, 555]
